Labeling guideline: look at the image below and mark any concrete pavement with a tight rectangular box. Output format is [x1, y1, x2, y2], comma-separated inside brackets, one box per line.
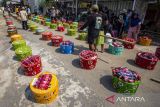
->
[0, 12, 160, 107]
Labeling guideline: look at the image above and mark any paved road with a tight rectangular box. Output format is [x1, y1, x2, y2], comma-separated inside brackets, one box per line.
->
[0, 12, 160, 107]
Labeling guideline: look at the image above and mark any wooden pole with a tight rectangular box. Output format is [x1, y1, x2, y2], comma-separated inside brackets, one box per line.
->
[101, 36, 136, 44]
[78, 31, 135, 44]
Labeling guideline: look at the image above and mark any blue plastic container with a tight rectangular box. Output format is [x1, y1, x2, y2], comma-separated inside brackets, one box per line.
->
[60, 41, 74, 54]
[45, 18, 51, 22]
[108, 43, 124, 55]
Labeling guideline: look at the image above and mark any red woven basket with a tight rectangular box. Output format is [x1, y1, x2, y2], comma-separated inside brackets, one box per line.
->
[155, 47, 160, 60]
[79, 50, 98, 70]
[135, 52, 158, 70]
[51, 35, 63, 47]
[8, 25, 16, 30]
[51, 19, 57, 24]
[57, 26, 65, 32]
[21, 55, 42, 76]
[6, 21, 13, 26]
[42, 32, 53, 40]
[123, 38, 135, 49]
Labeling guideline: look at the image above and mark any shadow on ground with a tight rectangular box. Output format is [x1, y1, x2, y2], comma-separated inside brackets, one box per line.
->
[12, 55, 19, 61]
[72, 58, 81, 69]
[47, 42, 53, 46]
[127, 59, 141, 68]
[55, 48, 64, 54]
[17, 67, 25, 76]
[73, 45, 88, 55]
[100, 75, 116, 92]
[25, 86, 36, 103]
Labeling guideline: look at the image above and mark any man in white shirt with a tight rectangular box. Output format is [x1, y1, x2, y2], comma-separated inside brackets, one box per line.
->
[19, 7, 28, 30]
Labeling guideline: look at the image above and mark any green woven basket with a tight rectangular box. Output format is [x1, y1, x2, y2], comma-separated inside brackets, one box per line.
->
[30, 25, 38, 32]
[67, 29, 77, 36]
[57, 21, 62, 25]
[36, 19, 41, 23]
[112, 76, 141, 95]
[15, 46, 32, 61]
[70, 24, 78, 30]
[79, 32, 87, 40]
[72, 22, 78, 26]
[45, 22, 51, 26]
[12, 40, 26, 50]
[27, 23, 34, 29]
[63, 23, 70, 29]
[50, 24, 57, 29]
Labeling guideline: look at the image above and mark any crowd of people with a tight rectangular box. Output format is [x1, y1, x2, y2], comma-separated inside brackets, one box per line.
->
[2, 3, 142, 53]
[79, 5, 142, 52]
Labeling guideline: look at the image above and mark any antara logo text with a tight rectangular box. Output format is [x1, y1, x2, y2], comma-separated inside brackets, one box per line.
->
[106, 95, 145, 104]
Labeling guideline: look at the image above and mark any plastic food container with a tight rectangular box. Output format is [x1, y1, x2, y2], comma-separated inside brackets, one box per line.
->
[139, 36, 152, 46]
[123, 38, 135, 49]
[112, 67, 141, 94]
[60, 41, 74, 54]
[15, 46, 32, 61]
[79, 50, 98, 70]
[30, 72, 59, 104]
[42, 32, 53, 41]
[108, 42, 124, 55]
[21, 55, 42, 76]
[51, 35, 63, 46]
[135, 52, 158, 70]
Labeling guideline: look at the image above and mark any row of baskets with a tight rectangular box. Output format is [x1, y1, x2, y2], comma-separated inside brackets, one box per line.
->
[4, 15, 59, 104]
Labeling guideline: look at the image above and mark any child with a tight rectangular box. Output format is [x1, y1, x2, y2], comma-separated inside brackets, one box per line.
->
[95, 31, 105, 53]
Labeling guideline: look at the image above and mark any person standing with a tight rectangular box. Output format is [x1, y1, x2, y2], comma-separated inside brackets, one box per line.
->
[128, 13, 141, 41]
[19, 7, 28, 30]
[79, 5, 102, 51]
[51, 7, 56, 20]
[26, 6, 31, 19]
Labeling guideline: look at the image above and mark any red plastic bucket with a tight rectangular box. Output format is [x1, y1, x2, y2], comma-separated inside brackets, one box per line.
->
[42, 32, 53, 40]
[51, 35, 63, 46]
[123, 38, 135, 49]
[79, 50, 98, 70]
[21, 55, 42, 76]
[135, 52, 158, 70]
[155, 47, 160, 60]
